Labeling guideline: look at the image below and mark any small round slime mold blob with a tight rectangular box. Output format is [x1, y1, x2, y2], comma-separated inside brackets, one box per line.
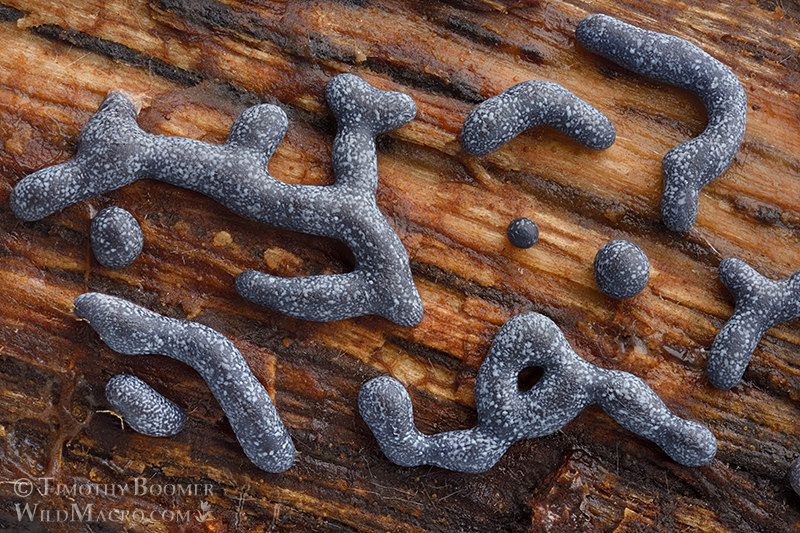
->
[593, 240, 650, 299]
[506, 217, 539, 249]
[105, 374, 186, 437]
[90, 206, 143, 269]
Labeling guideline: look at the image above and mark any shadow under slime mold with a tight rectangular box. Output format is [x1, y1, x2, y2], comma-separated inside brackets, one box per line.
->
[11, 74, 424, 326]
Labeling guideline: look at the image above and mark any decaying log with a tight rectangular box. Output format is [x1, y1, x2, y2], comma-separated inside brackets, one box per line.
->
[0, 0, 799, 531]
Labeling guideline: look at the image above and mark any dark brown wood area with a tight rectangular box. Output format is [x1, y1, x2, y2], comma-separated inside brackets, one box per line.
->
[0, 0, 799, 531]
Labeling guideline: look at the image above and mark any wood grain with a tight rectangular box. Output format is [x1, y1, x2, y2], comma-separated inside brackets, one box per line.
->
[0, 0, 799, 531]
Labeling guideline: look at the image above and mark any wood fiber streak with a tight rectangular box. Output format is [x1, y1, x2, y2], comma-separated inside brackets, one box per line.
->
[0, 0, 799, 532]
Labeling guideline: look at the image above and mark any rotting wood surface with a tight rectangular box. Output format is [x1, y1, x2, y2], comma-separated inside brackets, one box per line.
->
[0, 1, 799, 531]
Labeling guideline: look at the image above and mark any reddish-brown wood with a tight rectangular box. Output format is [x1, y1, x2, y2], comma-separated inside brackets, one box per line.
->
[0, 1, 799, 531]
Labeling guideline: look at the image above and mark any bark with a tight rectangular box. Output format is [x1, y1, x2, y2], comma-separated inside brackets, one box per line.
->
[0, 0, 799, 531]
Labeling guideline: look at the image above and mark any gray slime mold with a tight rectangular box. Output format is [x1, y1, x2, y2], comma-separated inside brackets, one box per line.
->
[90, 206, 143, 269]
[790, 457, 800, 496]
[105, 374, 187, 437]
[75, 292, 294, 473]
[13, 74, 423, 326]
[460, 80, 615, 156]
[360, 312, 716, 473]
[707, 258, 800, 389]
[576, 14, 747, 232]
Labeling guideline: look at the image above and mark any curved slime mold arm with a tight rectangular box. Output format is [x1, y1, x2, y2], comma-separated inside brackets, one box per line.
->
[576, 14, 747, 233]
[74, 292, 295, 473]
[14, 74, 423, 326]
[360, 312, 716, 473]
[460, 80, 615, 156]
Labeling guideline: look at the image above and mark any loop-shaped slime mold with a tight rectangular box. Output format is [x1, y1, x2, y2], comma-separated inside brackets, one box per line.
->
[576, 14, 747, 233]
[105, 374, 186, 437]
[91, 207, 143, 269]
[13, 74, 423, 326]
[74, 292, 294, 473]
[460, 80, 615, 156]
[707, 258, 800, 389]
[360, 312, 716, 473]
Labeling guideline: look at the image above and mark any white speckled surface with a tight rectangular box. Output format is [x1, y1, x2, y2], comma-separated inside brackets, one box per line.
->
[707, 257, 800, 389]
[576, 14, 747, 232]
[75, 292, 295, 473]
[360, 312, 716, 472]
[460, 80, 615, 156]
[12, 74, 423, 326]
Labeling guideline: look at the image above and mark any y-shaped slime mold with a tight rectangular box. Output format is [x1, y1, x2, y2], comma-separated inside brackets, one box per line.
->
[707, 258, 800, 390]
[460, 81, 616, 156]
[105, 374, 187, 437]
[13, 74, 423, 326]
[360, 312, 716, 473]
[74, 292, 294, 473]
[576, 14, 747, 233]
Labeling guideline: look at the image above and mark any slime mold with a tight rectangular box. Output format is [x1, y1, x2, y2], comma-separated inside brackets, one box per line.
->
[105, 374, 186, 437]
[790, 457, 800, 496]
[74, 292, 294, 473]
[360, 312, 716, 473]
[12, 74, 423, 326]
[91, 206, 143, 269]
[707, 258, 800, 389]
[576, 14, 747, 233]
[506, 217, 539, 249]
[460, 80, 615, 156]
[593, 240, 650, 299]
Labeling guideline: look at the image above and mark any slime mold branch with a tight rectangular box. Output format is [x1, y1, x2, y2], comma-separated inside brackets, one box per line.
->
[707, 258, 800, 390]
[576, 14, 747, 233]
[360, 312, 716, 473]
[74, 292, 295, 473]
[460, 80, 616, 156]
[12, 74, 423, 326]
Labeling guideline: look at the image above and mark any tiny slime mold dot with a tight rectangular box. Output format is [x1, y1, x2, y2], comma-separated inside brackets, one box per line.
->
[506, 217, 539, 249]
